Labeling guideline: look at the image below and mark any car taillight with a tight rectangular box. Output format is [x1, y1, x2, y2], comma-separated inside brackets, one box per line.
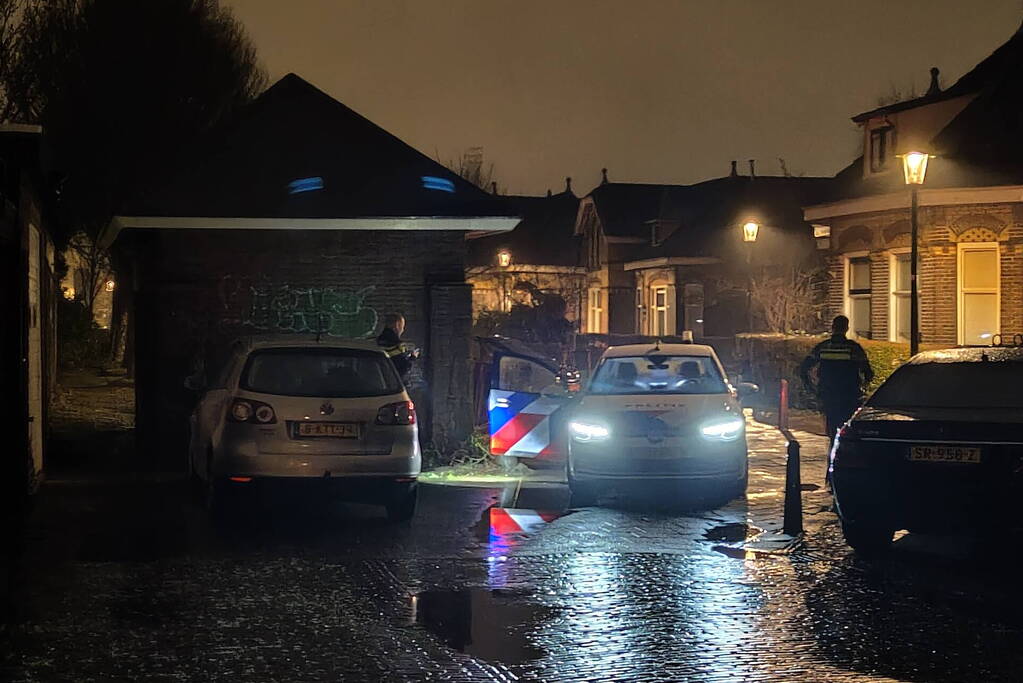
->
[229, 399, 277, 424]
[376, 401, 416, 425]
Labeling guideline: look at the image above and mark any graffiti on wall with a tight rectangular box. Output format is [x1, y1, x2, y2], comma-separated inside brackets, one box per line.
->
[217, 278, 379, 338]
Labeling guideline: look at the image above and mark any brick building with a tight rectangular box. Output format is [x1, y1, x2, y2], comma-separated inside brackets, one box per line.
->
[805, 25, 1023, 346]
[101, 74, 518, 463]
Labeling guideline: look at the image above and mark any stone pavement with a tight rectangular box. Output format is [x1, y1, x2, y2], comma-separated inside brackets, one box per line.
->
[4, 418, 1023, 681]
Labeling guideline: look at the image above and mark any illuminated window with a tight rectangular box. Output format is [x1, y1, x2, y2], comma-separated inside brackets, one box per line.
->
[890, 252, 911, 342]
[652, 286, 669, 336]
[846, 256, 872, 339]
[587, 288, 604, 334]
[958, 244, 999, 345]
[104, 280, 115, 292]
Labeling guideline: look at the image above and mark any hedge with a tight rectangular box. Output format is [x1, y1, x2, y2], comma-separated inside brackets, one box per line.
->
[734, 333, 944, 410]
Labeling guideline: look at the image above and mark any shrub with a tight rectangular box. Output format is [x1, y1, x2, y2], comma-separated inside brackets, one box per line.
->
[58, 298, 108, 369]
[735, 333, 943, 410]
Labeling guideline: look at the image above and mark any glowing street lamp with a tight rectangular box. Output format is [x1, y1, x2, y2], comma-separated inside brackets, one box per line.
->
[742, 221, 760, 243]
[899, 151, 931, 355]
[497, 249, 512, 268]
[901, 151, 930, 185]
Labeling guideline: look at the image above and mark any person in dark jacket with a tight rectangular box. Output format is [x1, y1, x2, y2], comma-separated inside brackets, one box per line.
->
[799, 315, 874, 459]
[376, 313, 418, 384]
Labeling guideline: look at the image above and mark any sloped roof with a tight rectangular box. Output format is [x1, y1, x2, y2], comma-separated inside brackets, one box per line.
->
[852, 22, 1023, 122]
[652, 176, 831, 258]
[120, 74, 516, 221]
[586, 182, 691, 239]
[821, 23, 1023, 204]
[466, 190, 581, 267]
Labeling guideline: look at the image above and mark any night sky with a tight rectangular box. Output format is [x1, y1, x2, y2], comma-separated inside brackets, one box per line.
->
[225, 0, 1021, 195]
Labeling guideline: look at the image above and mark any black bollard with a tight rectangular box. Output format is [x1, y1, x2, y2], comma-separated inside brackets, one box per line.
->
[783, 435, 803, 536]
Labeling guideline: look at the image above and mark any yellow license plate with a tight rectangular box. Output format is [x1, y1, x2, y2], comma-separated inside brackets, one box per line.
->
[909, 446, 981, 463]
[297, 422, 360, 438]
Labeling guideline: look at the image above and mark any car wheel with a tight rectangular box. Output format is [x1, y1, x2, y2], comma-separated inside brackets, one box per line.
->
[386, 484, 418, 522]
[841, 521, 893, 555]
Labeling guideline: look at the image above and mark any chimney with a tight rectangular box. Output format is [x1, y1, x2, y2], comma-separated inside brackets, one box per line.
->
[601, 168, 609, 185]
[729, 160, 738, 177]
[491, 181, 498, 195]
[565, 176, 572, 193]
[748, 159, 756, 179]
[926, 67, 941, 96]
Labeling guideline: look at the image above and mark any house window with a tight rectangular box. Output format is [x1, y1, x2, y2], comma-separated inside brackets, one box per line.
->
[869, 126, 896, 173]
[652, 286, 669, 336]
[587, 287, 604, 333]
[958, 244, 999, 345]
[890, 252, 911, 342]
[846, 256, 872, 339]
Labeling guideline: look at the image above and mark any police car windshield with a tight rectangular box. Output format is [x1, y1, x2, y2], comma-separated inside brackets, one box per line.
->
[867, 362, 1023, 409]
[589, 355, 727, 395]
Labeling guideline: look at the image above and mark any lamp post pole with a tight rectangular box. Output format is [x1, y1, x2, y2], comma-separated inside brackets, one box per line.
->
[910, 186, 920, 356]
[746, 246, 753, 333]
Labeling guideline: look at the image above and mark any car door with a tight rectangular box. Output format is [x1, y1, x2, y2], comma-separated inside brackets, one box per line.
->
[488, 353, 571, 462]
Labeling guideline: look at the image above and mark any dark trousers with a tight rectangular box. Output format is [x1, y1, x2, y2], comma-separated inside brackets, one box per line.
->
[823, 397, 860, 481]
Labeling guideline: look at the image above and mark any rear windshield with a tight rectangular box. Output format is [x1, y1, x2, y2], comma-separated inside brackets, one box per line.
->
[589, 355, 727, 395]
[868, 362, 1023, 409]
[241, 348, 403, 398]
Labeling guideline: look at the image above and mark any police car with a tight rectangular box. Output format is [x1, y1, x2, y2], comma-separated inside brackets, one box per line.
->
[566, 343, 757, 504]
[484, 338, 757, 502]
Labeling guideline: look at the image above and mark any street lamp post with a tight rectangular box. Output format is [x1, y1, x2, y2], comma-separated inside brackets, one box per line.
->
[900, 152, 930, 356]
[742, 221, 760, 332]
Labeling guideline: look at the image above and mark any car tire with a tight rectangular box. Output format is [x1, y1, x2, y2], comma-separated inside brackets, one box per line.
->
[386, 484, 419, 522]
[841, 521, 893, 555]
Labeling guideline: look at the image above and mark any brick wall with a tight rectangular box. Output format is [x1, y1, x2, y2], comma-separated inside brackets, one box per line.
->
[130, 228, 472, 466]
[826, 202, 1022, 346]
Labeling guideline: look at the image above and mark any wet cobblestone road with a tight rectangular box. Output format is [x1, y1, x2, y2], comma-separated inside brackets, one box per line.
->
[4, 421, 1023, 681]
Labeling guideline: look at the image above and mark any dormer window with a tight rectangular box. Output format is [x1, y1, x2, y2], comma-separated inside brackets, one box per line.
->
[869, 125, 896, 173]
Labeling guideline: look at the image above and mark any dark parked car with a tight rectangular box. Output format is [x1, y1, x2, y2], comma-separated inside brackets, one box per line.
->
[831, 347, 1023, 553]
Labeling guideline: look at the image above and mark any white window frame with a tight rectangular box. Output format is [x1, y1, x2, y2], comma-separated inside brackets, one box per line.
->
[844, 251, 871, 339]
[957, 242, 1000, 346]
[587, 287, 604, 334]
[651, 285, 669, 336]
[888, 248, 911, 343]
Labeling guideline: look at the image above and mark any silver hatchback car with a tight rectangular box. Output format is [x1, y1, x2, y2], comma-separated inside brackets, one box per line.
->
[188, 336, 422, 520]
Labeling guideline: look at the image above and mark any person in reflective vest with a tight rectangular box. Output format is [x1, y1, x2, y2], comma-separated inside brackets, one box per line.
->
[799, 315, 874, 461]
[376, 312, 419, 384]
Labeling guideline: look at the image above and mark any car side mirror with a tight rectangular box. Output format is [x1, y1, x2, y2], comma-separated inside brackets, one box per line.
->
[736, 382, 759, 400]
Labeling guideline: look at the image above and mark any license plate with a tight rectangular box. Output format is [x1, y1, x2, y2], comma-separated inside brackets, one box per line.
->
[909, 445, 981, 463]
[296, 422, 360, 438]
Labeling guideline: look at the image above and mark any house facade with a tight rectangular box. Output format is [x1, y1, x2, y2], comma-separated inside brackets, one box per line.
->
[805, 26, 1023, 346]
[102, 75, 518, 462]
[576, 169, 829, 338]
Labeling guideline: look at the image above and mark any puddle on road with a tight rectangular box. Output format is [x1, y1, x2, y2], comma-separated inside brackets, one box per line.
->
[703, 522, 763, 543]
[711, 545, 781, 561]
[412, 587, 557, 664]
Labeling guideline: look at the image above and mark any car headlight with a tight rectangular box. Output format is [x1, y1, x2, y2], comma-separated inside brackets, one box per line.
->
[569, 420, 610, 442]
[700, 418, 744, 441]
